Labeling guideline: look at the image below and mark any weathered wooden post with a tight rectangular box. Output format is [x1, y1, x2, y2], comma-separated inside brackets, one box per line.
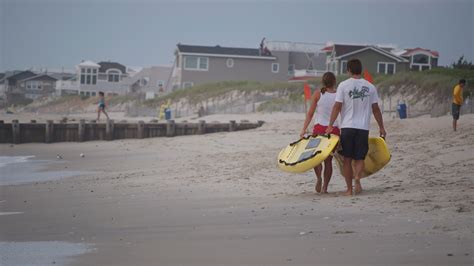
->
[166, 120, 175, 137]
[12, 120, 20, 144]
[45, 120, 54, 143]
[78, 119, 86, 142]
[197, 120, 206, 135]
[229, 120, 236, 132]
[89, 120, 96, 141]
[106, 119, 114, 141]
[137, 120, 145, 139]
[0, 120, 4, 143]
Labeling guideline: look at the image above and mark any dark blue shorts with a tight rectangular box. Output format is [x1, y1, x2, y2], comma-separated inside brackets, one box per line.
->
[452, 103, 461, 120]
[99, 103, 105, 110]
[339, 128, 369, 160]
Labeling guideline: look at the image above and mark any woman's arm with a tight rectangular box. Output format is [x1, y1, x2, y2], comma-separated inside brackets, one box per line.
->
[300, 90, 321, 138]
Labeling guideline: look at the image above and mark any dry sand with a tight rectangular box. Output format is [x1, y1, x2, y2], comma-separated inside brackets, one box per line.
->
[0, 112, 473, 265]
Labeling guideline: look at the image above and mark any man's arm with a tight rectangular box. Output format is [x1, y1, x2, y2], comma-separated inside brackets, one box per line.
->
[324, 102, 342, 134]
[372, 103, 386, 138]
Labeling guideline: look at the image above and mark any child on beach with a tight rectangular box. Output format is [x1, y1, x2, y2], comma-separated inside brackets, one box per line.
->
[300, 72, 340, 193]
[97, 91, 110, 121]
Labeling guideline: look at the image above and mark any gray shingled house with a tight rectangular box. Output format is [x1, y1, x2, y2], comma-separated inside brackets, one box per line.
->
[323, 44, 410, 75]
[170, 44, 290, 89]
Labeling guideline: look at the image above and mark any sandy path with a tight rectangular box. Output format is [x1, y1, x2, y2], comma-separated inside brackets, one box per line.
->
[0, 113, 473, 265]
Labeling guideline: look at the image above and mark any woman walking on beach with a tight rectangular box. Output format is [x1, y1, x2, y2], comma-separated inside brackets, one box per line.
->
[300, 72, 340, 193]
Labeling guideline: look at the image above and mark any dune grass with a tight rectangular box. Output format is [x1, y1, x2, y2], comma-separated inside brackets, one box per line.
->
[144, 80, 311, 107]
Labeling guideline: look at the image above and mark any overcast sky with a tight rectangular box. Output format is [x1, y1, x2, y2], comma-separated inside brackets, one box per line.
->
[1, 0, 473, 71]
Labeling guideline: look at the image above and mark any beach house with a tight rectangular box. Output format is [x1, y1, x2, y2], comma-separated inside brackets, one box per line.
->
[170, 41, 329, 89]
[170, 43, 289, 89]
[56, 60, 131, 96]
[322, 44, 410, 75]
[125, 66, 173, 98]
[396, 48, 439, 71]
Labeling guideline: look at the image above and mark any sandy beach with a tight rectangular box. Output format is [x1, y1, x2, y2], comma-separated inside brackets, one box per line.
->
[0, 112, 473, 265]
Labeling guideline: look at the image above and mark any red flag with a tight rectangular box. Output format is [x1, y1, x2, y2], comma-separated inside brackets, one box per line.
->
[303, 83, 311, 100]
[363, 69, 373, 84]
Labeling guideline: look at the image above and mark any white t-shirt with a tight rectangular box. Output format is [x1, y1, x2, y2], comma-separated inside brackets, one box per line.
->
[335, 78, 379, 130]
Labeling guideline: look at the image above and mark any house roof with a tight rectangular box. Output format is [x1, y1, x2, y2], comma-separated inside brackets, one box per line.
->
[78, 60, 100, 68]
[20, 74, 58, 82]
[334, 44, 368, 57]
[47, 72, 76, 81]
[98, 61, 127, 74]
[400, 47, 439, 58]
[334, 45, 408, 62]
[177, 44, 275, 58]
[7, 70, 37, 82]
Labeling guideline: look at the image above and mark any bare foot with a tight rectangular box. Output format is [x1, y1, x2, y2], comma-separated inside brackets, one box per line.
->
[343, 189, 353, 196]
[322, 185, 328, 194]
[315, 177, 322, 193]
[354, 180, 362, 194]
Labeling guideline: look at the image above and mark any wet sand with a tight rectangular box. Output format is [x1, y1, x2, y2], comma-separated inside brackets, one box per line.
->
[0, 112, 473, 265]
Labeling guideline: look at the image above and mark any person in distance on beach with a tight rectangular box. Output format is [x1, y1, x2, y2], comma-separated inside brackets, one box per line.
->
[452, 79, 465, 131]
[97, 91, 110, 122]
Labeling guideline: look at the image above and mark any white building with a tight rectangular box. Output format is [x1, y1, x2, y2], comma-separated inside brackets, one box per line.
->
[56, 60, 131, 96]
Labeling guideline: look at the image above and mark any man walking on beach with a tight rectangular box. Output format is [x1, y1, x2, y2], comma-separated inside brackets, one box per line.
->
[452, 79, 465, 131]
[325, 59, 386, 196]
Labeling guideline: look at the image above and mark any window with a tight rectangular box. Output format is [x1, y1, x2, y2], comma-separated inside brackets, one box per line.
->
[80, 67, 98, 85]
[199, 57, 208, 69]
[157, 80, 164, 87]
[413, 54, 429, 64]
[184, 56, 198, 69]
[340, 60, 348, 74]
[226, 58, 234, 68]
[377, 62, 396, 74]
[26, 81, 42, 90]
[107, 70, 120, 82]
[288, 64, 295, 75]
[272, 63, 279, 73]
[184, 56, 208, 70]
[183, 82, 194, 88]
[91, 92, 96, 96]
[387, 64, 395, 74]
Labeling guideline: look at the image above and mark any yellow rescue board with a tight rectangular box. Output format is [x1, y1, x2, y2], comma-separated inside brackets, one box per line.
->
[278, 134, 340, 173]
[334, 137, 391, 178]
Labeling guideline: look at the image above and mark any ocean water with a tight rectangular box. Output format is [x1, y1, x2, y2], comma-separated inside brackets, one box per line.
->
[0, 156, 87, 186]
[0, 241, 93, 266]
[0, 155, 36, 168]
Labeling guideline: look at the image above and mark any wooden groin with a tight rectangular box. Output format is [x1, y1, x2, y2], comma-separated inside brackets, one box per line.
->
[0, 119, 264, 144]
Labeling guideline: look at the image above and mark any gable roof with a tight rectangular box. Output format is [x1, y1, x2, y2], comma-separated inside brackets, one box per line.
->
[400, 47, 439, 58]
[336, 45, 409, 62]
[7, 71, 37, 82]
[98, 61, 127, 73]
[47, 72, 76, 81]
[334, 44, 367, 57]
[20, 74, 58, 82]
[177, 44, 275, 59]
[78, 60, 100, 68]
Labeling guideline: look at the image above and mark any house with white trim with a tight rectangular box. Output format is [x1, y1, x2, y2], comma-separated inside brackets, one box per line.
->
[396, 47, 439, 71]
[322, 44, 410, 75]
[56, 60, 131, 96]
[170, 43, 290, 89]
